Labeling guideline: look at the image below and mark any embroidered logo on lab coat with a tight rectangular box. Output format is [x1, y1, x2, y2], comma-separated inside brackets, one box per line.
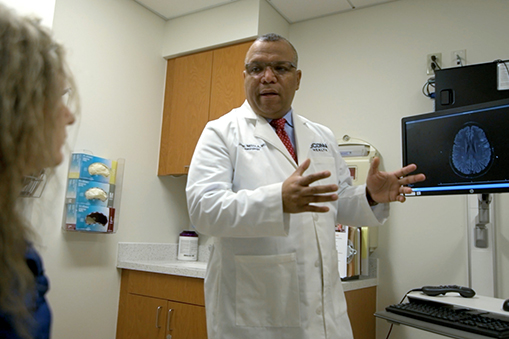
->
[310, 143, 329, 152]
[239, 143, 266, 151]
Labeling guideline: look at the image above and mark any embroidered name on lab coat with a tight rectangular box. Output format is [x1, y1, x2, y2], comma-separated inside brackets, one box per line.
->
[239, 143, 266, 151]
[310, 143, 329, 152]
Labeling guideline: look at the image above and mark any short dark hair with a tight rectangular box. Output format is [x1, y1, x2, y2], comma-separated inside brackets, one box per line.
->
[254, 33, 299, 66]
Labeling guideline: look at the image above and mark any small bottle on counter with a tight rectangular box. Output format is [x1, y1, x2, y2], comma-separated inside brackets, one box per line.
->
[177, 230, 199, 261]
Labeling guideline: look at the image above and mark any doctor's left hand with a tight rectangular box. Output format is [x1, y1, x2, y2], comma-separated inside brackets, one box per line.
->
[366, 157, 426, 203]
[282, 158, 339, 213]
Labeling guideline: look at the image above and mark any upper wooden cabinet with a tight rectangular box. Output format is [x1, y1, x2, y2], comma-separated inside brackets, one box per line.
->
[158, 41, 252, 176]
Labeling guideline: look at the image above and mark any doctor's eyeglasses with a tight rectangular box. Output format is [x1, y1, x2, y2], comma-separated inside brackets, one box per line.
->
[245, 61, 297, 77]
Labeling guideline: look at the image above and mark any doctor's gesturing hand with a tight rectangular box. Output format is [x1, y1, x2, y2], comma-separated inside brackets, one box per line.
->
[282, 157, 427, 213]
[282, 158, 339, 213]
[366, 157, 426, 203]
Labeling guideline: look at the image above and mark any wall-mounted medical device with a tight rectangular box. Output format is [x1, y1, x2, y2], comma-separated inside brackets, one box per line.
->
[338, 135, 379, 186]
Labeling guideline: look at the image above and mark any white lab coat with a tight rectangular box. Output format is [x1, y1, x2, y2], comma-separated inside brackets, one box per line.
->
[186, 101, 389, 339]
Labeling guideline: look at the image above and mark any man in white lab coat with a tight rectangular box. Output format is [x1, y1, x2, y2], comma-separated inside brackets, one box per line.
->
[186, 33, 425, 339]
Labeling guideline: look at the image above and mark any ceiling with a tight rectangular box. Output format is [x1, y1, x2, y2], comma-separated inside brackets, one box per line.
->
[134, 0, 398, 23]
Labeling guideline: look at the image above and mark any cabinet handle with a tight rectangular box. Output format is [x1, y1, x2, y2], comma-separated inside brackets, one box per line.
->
[184, 165, 190, 169]
[156, 306, 162, 328]
[167, 308, 174, 332]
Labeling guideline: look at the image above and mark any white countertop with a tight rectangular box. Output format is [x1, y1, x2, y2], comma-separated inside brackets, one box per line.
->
[117, 259, 208, 278]
[116, 242, 378, 291]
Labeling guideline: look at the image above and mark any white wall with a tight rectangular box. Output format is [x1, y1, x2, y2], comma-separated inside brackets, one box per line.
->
[161, 0, 289, 58]
[2, 0, 55, 27]
[161, 0, 259, 58]
[35, 0, 188, 338]
[289, 0, 509, 338]
[257, 0, 289, 39]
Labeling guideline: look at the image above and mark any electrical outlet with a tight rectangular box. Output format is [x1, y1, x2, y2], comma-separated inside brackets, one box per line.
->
[452, 49, 467, 66]
[427, 53, 442, 75]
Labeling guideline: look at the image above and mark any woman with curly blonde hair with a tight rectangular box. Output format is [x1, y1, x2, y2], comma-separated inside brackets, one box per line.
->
[0, 4, 76, 339]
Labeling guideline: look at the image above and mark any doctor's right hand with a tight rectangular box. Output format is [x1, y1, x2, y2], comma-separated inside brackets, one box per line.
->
[282, 158, 339, 214]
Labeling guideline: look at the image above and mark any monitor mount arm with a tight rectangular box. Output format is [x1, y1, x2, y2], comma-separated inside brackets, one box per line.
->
[475, 193, 492, 248]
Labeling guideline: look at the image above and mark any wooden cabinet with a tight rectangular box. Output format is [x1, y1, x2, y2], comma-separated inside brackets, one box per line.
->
[116, 269, 376, 339]
[116, 270, 208, 339]
[345, 286, 377, 339]
[158, 41, 252, 176]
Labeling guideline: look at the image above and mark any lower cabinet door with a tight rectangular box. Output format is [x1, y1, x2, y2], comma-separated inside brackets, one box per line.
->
[124, 294, 167, 339]
[345, 286, 376, 339]
[167, 301, 208, 339]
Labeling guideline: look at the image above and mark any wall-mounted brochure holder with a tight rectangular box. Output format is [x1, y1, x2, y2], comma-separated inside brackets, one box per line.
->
[20, 169, 47, 198]
[62, 151, 125, 233]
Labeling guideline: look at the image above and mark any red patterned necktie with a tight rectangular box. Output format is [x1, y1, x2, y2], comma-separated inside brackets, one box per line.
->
[270, 118, 298, 163]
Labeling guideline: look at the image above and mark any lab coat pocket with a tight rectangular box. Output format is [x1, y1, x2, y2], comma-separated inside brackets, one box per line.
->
[235, 253, 301, 327]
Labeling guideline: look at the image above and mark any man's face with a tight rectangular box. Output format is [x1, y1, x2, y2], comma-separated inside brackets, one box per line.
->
[243, 40, 302, 119]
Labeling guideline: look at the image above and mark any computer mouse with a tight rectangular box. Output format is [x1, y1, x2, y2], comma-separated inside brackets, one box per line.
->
[503, 299, 509, 312]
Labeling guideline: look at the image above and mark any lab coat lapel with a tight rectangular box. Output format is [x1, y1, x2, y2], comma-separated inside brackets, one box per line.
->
[293, 113, 314, 164]
[248, 108, 297, 166]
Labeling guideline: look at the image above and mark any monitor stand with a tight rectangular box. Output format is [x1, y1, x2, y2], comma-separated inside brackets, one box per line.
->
[467, 194, 497, 297]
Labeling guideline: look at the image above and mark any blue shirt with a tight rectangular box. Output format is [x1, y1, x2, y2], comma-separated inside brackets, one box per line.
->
[0, 245, 51, 339]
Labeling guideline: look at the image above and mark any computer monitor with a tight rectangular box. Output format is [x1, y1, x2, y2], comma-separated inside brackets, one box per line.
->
[402, 98, 509, 196]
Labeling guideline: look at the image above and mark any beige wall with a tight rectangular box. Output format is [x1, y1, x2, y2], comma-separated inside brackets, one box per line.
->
[9, 0, 509, 338]
[41, 0, 179, 338]
[2, 0, 55, 27]
[289, 1, 509, 338]
[161, 0, 289, 58]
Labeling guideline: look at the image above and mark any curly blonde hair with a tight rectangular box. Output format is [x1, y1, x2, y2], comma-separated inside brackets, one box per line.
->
[0, 4, 76, 338]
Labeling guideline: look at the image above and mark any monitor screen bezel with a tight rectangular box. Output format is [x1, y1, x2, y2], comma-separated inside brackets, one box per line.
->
[402, 97, 509, 196]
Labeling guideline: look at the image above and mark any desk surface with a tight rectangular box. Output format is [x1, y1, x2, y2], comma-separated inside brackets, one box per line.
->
[376, 292, 509, 339]
[407, 292, 509, 317]
[375, 311, 493, 339]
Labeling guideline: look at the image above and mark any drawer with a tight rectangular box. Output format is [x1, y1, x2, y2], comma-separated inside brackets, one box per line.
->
[126, 270, 205, 306]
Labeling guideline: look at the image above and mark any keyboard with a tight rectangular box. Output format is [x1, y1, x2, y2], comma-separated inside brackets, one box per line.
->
[386, 298, 509, 338]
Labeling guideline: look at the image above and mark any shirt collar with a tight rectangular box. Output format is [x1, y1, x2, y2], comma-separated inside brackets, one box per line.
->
[267, 109, 294, 127]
